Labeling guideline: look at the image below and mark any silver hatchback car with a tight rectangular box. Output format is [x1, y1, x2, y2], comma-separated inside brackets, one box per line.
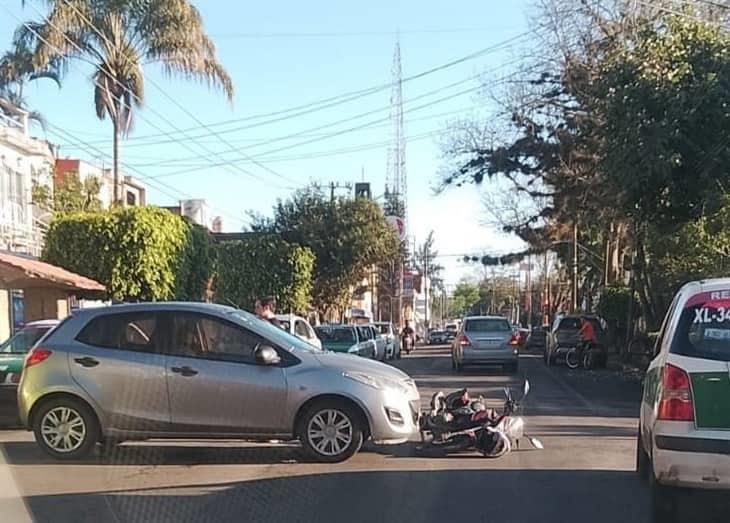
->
[17, 303, 420, 463]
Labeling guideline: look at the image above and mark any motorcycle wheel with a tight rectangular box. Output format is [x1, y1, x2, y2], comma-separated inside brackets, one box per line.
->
[565, 348, 580, 369]
[480, 430, 511, 458]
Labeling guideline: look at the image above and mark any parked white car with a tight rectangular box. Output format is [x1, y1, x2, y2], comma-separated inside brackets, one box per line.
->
[275, 314, 322, 350]
[373, 322, 398, 359]
[638, 278, 730, 522]
[366, 324, 388, 361]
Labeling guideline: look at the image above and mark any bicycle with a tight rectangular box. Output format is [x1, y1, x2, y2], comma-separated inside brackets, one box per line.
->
[565, 343, 595, 370]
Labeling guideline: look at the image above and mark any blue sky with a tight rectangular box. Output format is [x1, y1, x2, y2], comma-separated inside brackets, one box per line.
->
[1, 0, 533, 285]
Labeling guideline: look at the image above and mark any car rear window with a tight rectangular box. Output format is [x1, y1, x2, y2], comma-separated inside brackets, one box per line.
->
[671, 291, 730, 362]
[315, 327, 356, 344]
[76, 312, 158, 353]
[464, 319, 511, 332]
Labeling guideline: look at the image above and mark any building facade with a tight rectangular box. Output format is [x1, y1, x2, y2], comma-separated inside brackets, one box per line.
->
[54, 158, 146, 208]
[0, 99, 55, 258]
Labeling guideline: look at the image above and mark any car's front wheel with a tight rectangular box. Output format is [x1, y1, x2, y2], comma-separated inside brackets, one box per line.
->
[299, 401, 365, 463]
[32, 397, 99, 460]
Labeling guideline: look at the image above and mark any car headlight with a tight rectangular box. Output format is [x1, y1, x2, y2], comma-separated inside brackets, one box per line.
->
[347, 345, 360, 354]
[343, 371, 409, 394]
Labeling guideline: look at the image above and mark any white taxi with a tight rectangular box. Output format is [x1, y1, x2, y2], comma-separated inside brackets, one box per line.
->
[638, 279, 730, 522]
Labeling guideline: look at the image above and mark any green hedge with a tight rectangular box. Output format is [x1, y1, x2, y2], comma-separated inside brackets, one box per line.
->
[43, 207, 211, 301]
[214, 236, 314, 313]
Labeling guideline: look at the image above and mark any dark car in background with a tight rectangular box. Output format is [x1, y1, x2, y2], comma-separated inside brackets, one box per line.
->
[526, 326, 547, 350]
[428, 330, 448, 345]
[545, 315, 607, 367]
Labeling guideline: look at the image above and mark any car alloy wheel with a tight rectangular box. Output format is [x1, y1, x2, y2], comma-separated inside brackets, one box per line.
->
[307, 409, 353, 457]
[33, 397, 99, 460]
[300, 401, 364, 463]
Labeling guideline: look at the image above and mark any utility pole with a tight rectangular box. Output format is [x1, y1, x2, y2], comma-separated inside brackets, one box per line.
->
[572, 222, 579, 312]
[424, 244, 429, 329]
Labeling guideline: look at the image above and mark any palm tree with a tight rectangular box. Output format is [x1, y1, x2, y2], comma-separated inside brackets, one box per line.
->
[16, 0, 234, 203]
[0, 36, 62, 130]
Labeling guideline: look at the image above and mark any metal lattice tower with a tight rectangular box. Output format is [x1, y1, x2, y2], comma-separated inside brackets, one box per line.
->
[385, 40, 407, 225]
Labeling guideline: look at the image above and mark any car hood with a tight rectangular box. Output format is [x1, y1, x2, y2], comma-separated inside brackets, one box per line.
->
[313, 350, 411, 381]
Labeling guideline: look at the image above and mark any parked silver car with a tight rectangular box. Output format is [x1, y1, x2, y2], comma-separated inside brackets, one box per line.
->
[17, 303, 420, 462]
[451, 316, 520, 373]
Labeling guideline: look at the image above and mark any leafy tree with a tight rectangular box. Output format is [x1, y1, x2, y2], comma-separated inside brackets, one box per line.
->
[596, 13, 730, 229]
[43, 207, 208, 301]
[214, 236, 314, 314]
[175, 222, 215, 301]
[32, 171, 102, 214]
[415, 230, 444, 288]
[449, 281, 480, 318]
[18, 0, 233, 202]
[253, 186, 399, 315]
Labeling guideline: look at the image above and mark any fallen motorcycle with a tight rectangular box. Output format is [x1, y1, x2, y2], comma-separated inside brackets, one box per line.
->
[416, 380, 543, 458]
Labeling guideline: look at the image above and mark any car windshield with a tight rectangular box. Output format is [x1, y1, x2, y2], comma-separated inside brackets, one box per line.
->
[228, 311, 320, 353]
[671, 296, 730, 362]
[465, 319, 511, 332]
[0, 326, 51, 354]
[558, 317, 582, 330]
[315, 326, 356, 344]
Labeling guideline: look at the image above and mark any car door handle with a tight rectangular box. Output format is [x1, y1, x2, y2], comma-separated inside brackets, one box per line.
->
[171, 366, 198, 377]
[74, 357, 99, 368]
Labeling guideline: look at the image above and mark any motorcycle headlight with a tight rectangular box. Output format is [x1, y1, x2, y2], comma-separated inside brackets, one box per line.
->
[343, 371, 409, 395]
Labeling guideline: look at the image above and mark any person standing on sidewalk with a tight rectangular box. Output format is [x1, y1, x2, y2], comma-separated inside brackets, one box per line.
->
[255, 296, 283, 329]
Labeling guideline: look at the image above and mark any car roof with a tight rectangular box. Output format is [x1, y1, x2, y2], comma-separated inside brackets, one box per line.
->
[275, 313, 304, 322]
[463, 315, 509, 321]
[68, 302, 237, 319]
[23, 319, 60, 328]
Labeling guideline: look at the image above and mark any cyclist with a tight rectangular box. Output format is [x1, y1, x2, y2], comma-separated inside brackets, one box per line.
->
[577, 316, 597, 364]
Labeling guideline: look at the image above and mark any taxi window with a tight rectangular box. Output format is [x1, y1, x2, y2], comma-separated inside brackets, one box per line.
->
[671, 291, 730, 362]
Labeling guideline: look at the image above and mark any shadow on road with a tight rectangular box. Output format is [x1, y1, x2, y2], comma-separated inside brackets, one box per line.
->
[22, 469, 658, 523]
[1, 441, 306, 466]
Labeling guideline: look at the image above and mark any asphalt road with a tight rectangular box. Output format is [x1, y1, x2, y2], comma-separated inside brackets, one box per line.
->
[0, 344, 718, 522]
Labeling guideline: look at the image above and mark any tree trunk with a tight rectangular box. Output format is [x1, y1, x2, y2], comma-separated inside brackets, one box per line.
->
[112, 118, 121, 205]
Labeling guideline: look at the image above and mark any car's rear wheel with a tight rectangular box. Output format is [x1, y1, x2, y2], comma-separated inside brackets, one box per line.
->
[299, 401, 364, 463]
[33, 397, 99, 460]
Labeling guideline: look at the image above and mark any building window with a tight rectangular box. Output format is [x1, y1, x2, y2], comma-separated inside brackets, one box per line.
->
[126, 191, 136, 206]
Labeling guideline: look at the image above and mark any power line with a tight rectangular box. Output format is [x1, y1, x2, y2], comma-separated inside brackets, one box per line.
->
[53, 0, 301, 188]
[0, 4, 249, 226]
[136, 58, 529, 174]
[211, 27, 505, 39]
[18, 0, 297, 191]
[77, 30, 539, 145]
[46, 123, 248, 227]
[107, 104, 482, 162]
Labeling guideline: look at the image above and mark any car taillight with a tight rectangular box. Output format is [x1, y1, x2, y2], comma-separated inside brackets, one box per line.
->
[457, 335, 471, 347]
[24, 348, 52, 369]
[657, 364, 694, 422]
[509, 334, 520, 346]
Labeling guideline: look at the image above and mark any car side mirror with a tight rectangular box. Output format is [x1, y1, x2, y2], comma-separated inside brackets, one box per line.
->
[255, 345, 281, 366]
